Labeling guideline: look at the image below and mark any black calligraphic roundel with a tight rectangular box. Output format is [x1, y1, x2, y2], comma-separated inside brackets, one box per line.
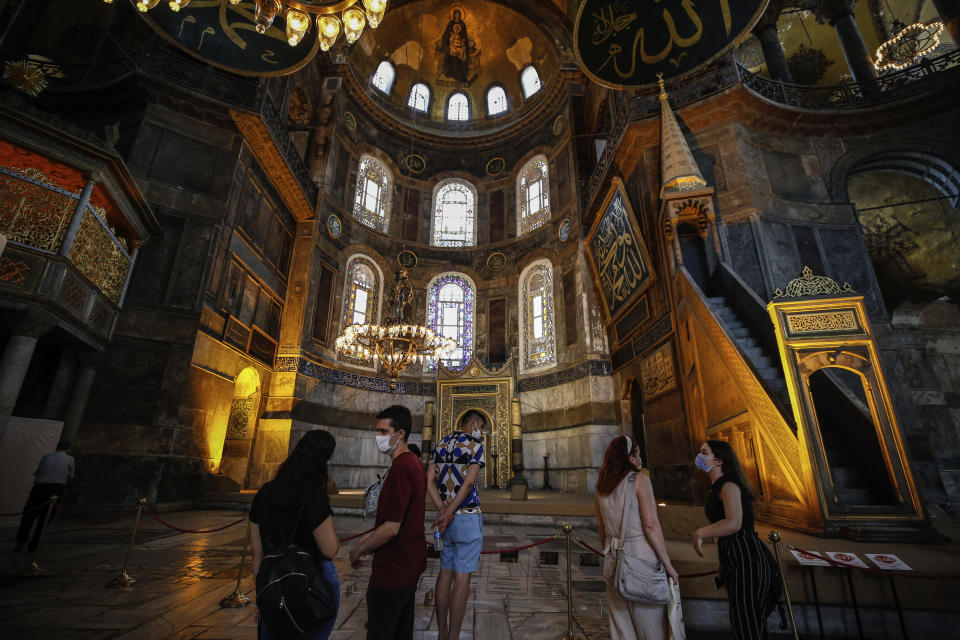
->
[574, 0, 768, 88]
[137, 0, 320, 77]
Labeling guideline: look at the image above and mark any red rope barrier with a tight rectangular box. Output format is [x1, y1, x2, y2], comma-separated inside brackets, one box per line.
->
[574, 535, 604, 557]
[0, 501, 51, 517]
[678, 569, 719, 579]
[339, 527, 374, 542]
[479, 534, 559, 555]
[424, 534, 560, 555]
[574, 535, 718, 579]
[59, 508, 136, 526]
[789, 546, 960, 581]
[143, 507, 246, 534]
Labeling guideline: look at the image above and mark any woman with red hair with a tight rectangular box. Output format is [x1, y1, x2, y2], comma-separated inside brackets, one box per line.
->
[594, 435, 679, 639]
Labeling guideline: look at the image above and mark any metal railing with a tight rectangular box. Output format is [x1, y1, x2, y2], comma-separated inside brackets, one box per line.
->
[737, 47, 960, 110]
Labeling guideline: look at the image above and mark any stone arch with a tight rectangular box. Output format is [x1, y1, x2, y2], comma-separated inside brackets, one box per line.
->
[826, 141, 960, 204]
[834, 145, 960, 311]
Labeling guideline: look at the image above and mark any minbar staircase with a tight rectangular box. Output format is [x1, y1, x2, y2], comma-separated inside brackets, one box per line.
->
[705, 296, 791, 416]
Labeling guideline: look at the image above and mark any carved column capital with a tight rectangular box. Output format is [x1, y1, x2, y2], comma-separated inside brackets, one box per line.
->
[7, 309, 59, 339]
[814, 0, 856, 25]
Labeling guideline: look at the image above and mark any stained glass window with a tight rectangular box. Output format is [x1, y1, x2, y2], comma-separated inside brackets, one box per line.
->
[447, 92, 470, 121]
[518, 155, 550, 234]
[432, 180, 475, 247]
[408, 83, 430, 112]
[520, 260, 556, 370]
[371, 61, 395, 94]
[521, 66, 541, 98]
[352, 156, 391, 231]
[339, 256, 381, 366]
[427, 273, 475, 372]
[486, 86, 507, 116]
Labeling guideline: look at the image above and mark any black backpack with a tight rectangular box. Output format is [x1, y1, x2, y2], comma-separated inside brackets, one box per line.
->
[255, 503, 337, 637]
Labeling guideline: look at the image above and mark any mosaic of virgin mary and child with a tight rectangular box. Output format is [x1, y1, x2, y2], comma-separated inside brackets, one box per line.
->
[436, 6, 481, 85]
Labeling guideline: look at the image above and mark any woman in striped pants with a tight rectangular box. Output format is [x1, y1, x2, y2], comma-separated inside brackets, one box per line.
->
[691, 441, 778, 640]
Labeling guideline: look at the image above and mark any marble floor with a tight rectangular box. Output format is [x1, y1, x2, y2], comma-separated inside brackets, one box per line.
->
[0, 509, 640, 640]
[4, 508, 960, 639]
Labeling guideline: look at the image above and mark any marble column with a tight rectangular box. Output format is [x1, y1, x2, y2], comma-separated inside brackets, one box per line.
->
[42, 350, 76, 420]
[0, 311, 59, 443]
[933, 0, 960, 45]
[827, 7, 880, 88]
[59, 351, 102, 444]
[421, 400, 435, 462]
[59, 176, 97, 257]
[754, 21, 794, 83]
[508, 397, 528, 499]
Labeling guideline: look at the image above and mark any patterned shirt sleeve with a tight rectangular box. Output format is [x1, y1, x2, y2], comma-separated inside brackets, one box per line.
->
[471, 438, 485, 467]
[431, 434, 447, 465]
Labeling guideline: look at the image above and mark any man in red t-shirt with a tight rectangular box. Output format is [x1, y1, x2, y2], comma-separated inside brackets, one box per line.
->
[349, 405, 426, 640]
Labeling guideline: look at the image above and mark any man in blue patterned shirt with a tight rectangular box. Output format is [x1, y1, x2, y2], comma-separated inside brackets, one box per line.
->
[427, 409, 485, 640]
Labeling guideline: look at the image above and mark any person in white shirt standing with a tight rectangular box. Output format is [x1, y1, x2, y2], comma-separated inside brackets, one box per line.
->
[15, 441, 75, 552]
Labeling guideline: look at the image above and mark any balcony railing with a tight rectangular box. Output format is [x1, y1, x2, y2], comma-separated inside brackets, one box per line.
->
[737, 47, 960, 110]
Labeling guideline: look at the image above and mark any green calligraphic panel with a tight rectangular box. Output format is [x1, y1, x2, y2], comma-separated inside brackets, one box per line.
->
[137, 0, 319, 77]
[587, 186, 652, 320]
[574, 0, 767, 88]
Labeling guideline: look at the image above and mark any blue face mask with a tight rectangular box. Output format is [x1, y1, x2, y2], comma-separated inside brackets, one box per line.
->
[695, 452, 714, 473]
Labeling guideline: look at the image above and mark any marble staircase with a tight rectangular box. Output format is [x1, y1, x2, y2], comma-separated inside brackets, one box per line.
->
[705, 295, 792, 415]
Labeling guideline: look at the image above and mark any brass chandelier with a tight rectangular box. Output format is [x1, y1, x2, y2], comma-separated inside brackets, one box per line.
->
[336, 269, 456, 390]
[124, 0, 388, 50]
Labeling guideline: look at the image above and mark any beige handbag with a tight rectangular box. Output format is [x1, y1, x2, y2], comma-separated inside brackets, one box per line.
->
[611, 473, 670, 605]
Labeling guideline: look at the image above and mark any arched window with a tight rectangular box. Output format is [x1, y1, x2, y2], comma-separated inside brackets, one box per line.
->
[520, 66, 541, 98]
[427, 273, 475, 372]
[352, 155, 391, 231]
[519, 260, 556, 371]
[371, 61, 395, 94]
[447, 92, 470, 121]
[517, 155, 550, 234]
[432, 180, 476, 247]
[408, 83, 430, 112]
[339, 255, 382, 365]
[486, 85, 508, 116]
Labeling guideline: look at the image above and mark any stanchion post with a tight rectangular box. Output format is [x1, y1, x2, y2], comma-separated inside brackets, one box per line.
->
[220, 518, 252, 608]
[560, 522, 582, 640]
[106, 497, 145, 588]
[845, 568, 865, 640]
[808, 566, 824, 639]
[768, 530, 800, 640]
[888, 576, 909, 640]
[26, 495, 58, 576]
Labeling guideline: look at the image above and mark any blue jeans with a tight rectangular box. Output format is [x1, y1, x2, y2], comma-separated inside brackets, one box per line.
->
[259, 559, 340, 640]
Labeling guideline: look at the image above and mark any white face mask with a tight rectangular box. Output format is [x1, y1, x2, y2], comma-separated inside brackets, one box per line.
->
[376, 432, 398, 455]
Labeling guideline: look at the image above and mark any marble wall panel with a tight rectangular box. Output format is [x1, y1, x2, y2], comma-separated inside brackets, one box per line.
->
[294, 422, 424, 489]
[724, 222, 764, 296]
[521, 424, 621, 492]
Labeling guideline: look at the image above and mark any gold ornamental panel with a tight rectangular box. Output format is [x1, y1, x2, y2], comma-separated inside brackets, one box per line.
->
[0, 167, 77, 252]
[786, 310, 859, 335]
[67, 208, 131, 303]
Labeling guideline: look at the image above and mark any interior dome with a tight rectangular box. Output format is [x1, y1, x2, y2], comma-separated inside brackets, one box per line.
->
[347, 0, 561, 134]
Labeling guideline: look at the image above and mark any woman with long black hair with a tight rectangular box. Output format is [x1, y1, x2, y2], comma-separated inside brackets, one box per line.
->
[250, 429, 340, 639]
[691, 440, 778, 640]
